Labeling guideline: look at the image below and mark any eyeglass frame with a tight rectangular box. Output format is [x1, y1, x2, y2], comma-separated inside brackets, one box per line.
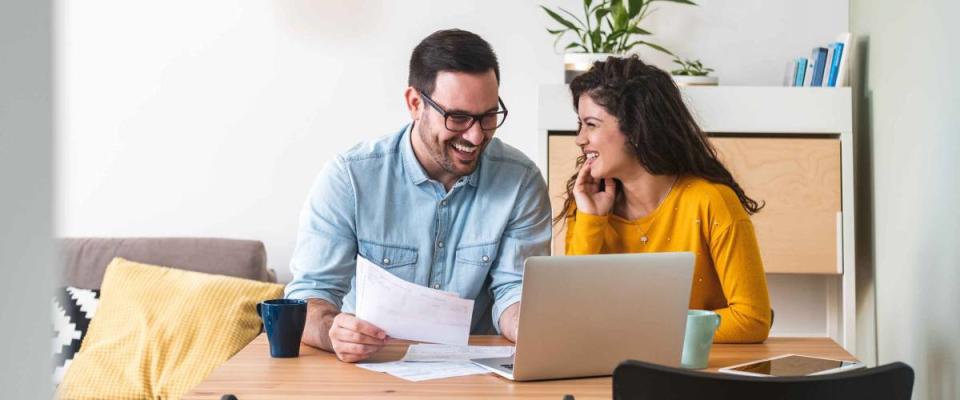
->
[418, 90, 508, 133]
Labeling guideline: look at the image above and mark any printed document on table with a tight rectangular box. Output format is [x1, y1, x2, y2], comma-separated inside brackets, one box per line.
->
[355, 256, 474, 345]
[356, 361, 489, 382]
[401, 344, 515, 362]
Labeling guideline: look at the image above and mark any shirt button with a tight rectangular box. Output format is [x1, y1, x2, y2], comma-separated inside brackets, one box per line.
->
[481, 255, 489, 262]
[433, 284, 440, 289]
[382, 258, 390, 265]
[438, 241, 444, 248]
[441, 200, 447, 207]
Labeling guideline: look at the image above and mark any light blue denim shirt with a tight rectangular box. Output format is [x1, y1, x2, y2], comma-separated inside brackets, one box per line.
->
[285, 124, 552, 333]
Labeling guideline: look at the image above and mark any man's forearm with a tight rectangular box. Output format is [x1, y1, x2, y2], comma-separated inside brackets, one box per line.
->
[498, 302, 521, 342]
[302, 298, 340, 351]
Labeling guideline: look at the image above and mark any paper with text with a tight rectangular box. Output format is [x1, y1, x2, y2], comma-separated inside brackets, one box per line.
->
[401, 344, 515, 362]
[355, 256, 473, 345]
[356, 361, 489, 381]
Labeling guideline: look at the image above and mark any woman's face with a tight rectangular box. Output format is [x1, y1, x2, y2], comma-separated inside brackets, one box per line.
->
[575, 95, 635, 179]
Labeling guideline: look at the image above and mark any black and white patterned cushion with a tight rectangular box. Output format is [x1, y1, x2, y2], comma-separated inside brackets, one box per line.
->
[52, 286, 100, 384]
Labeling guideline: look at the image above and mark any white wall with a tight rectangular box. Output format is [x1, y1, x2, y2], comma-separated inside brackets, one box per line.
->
[850, 0, 960, 399]
[0, 0, 55, 397]
[58, 0, 847, 282]
[851, 1, 960, 399]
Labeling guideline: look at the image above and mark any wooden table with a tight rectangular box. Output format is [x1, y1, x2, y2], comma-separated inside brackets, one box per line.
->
[185, 335, 856, 399]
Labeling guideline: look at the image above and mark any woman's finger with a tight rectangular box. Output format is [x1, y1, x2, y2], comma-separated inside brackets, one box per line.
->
[574, 160, 594, 191]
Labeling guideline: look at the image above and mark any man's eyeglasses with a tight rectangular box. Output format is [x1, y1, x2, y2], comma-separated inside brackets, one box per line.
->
[419, 91, 508, 133]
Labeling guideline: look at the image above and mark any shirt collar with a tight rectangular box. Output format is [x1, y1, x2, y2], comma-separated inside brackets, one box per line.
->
[402, 122, 483, 189]
[401, 123, 430, 186]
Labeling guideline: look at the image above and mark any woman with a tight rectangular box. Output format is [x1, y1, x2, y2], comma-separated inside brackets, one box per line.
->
[559, 55, 771, 343]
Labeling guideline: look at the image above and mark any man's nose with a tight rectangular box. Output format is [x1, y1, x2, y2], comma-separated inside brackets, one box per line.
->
[462, 122, 486, 145]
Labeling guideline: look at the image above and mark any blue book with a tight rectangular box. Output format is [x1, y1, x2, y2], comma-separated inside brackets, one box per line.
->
[794, 58, 808, 86]
[828, 42, 844, 87]
[810, 47, 828, 87]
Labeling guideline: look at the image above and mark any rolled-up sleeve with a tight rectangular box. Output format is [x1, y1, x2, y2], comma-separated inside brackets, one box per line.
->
[284, 157, 357, 309]
[489, 166, 552, 332]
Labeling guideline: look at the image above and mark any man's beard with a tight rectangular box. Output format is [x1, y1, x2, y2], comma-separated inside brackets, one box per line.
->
[419, 118, 482, 177]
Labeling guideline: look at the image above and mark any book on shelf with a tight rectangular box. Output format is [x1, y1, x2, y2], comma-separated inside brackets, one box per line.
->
[794, 57, 808, 86]
[827, 42, 844, 86]
[784, 60, 797, 87]
[824, 44, 836, 85]
[810, 47, 828, 86]
[785, 32, 853, 87]
[833, 32, 852, 86]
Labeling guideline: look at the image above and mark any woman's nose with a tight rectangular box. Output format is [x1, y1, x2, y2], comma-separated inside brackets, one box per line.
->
[574, 131, 587, 146]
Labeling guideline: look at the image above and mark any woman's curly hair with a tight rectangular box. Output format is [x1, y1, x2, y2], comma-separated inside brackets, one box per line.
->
[555, 55, 763, 225]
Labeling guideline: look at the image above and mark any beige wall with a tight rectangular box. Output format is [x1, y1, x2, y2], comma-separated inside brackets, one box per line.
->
[851, 1, 960, 399]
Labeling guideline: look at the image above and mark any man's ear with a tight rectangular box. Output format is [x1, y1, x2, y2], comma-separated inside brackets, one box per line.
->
[404, 86, 422, 121]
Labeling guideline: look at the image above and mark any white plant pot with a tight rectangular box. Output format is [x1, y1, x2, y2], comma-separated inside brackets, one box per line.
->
[564, 53, 617, 83]
[671, 75, 719, 86]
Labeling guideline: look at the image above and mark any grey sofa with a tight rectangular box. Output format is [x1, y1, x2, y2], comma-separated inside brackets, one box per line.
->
[61, 237, 277, 288]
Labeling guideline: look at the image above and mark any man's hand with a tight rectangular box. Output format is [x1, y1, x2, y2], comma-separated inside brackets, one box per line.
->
[329, 313, 387, 362]
[498, 302, 521, 342]
[301, 299, 387, 363]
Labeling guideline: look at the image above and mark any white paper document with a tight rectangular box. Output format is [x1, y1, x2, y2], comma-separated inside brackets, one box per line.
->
[401, 344, 515, 362]
[356, 361, 490, 382]
[355, 256, 474, 345]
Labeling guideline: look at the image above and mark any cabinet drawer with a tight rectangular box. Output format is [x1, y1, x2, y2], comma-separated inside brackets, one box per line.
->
[710, 137, 841, 274]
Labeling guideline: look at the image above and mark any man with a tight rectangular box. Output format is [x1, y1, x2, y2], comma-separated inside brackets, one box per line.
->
[285, 29, 552, 363]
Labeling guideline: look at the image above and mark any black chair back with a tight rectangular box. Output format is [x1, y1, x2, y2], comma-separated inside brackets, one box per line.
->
[613, 359, 913, 400]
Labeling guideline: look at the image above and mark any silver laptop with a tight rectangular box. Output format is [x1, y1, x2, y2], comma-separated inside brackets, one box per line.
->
[472, 252, 694, 381]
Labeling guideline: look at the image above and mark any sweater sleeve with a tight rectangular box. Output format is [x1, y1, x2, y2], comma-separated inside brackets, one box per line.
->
[564, 210, 609, 255]
[709, 219, 772, 343]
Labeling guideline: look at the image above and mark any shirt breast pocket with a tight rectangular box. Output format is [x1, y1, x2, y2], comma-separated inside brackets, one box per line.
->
[455, 241, 498, 268]
[358, 240, 418, 281]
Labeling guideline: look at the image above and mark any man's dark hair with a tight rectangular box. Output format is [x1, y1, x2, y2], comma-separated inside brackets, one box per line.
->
[408, 29, 500, 96]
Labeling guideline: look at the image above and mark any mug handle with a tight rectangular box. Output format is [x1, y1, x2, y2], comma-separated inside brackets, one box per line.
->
[256, 302, 262, 317]
[714, 313, 722, 329]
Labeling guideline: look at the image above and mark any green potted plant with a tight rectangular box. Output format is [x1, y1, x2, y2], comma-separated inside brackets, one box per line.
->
[541, 0, 697, 82]
[670, 57, 718, 86]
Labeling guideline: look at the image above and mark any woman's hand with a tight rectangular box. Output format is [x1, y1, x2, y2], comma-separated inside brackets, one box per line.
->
[572, 160, 615, 216]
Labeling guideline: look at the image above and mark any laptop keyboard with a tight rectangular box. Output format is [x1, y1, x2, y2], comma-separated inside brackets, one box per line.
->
[501, 364, 514, 370]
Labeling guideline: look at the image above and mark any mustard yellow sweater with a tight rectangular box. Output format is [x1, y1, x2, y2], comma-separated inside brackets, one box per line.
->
[565, 176, 771, 343]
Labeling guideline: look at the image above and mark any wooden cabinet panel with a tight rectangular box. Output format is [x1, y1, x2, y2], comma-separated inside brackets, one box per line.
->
[546, 135, 842, 274]
[548, 135, 580, 256]
[710, 137, 841, 274]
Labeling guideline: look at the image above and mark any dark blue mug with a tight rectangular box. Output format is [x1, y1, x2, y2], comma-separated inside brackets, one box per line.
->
[256, 299, 307, 358]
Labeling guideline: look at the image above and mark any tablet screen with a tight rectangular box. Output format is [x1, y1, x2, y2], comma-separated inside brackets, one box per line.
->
[729, 355, 850, 376]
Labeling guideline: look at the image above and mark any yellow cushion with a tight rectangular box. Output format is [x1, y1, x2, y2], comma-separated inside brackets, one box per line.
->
[58, 257, 283, 399]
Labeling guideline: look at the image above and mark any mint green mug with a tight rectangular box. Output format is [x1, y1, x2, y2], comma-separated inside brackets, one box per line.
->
[680, 309, 721, 369]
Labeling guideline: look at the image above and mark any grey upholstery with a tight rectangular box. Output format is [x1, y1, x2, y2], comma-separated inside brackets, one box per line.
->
[61, 237, 276, 289]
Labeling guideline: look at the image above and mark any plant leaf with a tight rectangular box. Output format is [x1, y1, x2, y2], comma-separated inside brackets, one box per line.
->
[628, 26, 651, 35]
[590, 29, 603, 52]
[612, 0, 629, 30]
[558, 7, 588, 29]
[622, 39, 675, 56]
[541, 6, 583, 32]
[651, 0, 698, 5]
[627, 0, 644, 19]
[565, 42, 590, 52]
[594, 8, 610, 22]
